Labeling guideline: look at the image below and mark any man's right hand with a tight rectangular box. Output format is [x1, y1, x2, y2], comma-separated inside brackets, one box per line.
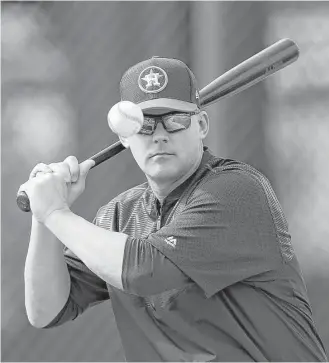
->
[24, 156, 95, 208]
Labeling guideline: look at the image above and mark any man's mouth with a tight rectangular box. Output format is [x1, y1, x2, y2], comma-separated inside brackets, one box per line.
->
[149, 152, 173, 158]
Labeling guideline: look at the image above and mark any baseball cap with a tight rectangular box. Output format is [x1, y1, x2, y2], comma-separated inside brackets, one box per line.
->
[120, 56, 201, 115]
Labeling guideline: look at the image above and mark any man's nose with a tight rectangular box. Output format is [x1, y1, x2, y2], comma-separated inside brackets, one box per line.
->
[152, 122, 169, 143]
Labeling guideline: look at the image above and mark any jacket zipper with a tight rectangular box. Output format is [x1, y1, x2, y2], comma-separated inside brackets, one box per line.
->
[156, 203, 163, 230]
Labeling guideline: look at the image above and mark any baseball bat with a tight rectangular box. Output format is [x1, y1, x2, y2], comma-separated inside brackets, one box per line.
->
[16, 38, 299, 212]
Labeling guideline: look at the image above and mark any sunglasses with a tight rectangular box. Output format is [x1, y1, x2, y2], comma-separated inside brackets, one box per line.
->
[138, 110, 200, 135]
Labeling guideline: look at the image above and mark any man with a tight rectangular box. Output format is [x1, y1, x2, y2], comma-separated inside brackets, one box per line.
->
[22, 57, 327, 362]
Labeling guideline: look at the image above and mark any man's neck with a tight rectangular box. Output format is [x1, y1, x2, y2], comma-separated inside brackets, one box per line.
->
[147, 151, 203, 204]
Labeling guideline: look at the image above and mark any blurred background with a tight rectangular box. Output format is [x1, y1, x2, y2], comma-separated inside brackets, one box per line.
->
[1, 1, 329, 361]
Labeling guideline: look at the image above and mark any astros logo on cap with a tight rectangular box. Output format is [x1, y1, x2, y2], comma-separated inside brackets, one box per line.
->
[138, 66, 168, 94]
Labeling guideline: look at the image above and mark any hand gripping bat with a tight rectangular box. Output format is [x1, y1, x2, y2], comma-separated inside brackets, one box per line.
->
[16, 38, 299, 212]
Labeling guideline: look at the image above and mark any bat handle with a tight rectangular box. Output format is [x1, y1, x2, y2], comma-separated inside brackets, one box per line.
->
[16, 140, 126, 212]
[89, 140, 125, 168]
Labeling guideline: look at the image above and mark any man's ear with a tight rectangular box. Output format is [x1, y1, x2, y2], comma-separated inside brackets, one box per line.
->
[198, 110, 209, 140]
[118, 135, 130, 149]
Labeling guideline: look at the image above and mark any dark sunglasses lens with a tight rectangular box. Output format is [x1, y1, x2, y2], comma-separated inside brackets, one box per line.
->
[138, 117, 155, 135]
[138, 114, 193, 135]
[163, 114, 191, 132]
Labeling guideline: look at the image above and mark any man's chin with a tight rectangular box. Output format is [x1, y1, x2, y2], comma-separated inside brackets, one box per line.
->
[146, 167, 180, 183]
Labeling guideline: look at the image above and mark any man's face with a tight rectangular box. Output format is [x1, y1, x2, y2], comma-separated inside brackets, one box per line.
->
[121, 111, 209, 184]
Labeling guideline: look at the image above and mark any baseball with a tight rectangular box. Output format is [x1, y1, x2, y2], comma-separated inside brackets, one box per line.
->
[107, 101, 143, 138]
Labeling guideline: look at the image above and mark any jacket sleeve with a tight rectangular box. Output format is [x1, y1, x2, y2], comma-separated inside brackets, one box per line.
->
[43, 246, 110, 328]
[43, 207, 115, 328]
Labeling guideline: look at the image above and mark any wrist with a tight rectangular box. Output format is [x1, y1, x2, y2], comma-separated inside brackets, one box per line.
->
[32, 214, 42, 226]
[44, 207, 72, 229]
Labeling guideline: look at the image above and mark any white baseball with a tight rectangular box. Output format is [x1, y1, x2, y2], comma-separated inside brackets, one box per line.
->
[107, 101, 143, 138]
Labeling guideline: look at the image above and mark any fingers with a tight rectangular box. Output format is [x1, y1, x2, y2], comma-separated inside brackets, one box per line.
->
[20, 171, 53, 196]
[28, 155, 92, 186]
[48, 162, 71, 183]
[29, 163, 53, 180]
[48, 156, 78, 183]
[79, 159, 95, 178]
[63, 156, 80, 182]
[18, 181, 28, 194]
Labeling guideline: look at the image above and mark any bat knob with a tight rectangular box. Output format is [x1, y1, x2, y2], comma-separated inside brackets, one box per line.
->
[16, 190, 31, 212]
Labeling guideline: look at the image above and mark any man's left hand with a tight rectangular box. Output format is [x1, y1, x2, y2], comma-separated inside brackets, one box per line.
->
[20, 171, 70, 223]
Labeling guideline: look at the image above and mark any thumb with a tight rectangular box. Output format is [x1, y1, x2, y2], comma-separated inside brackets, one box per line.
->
[79, 159, 95, 178]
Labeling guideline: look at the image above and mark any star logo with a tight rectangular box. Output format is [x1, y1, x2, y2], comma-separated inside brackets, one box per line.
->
[138, 66, 168, 94]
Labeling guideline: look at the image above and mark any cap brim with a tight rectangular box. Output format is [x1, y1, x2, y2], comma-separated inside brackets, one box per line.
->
[138, 98, 199, 115]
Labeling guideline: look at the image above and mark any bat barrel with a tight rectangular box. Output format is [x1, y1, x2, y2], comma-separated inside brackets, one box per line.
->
[200, 38, 299, 107]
